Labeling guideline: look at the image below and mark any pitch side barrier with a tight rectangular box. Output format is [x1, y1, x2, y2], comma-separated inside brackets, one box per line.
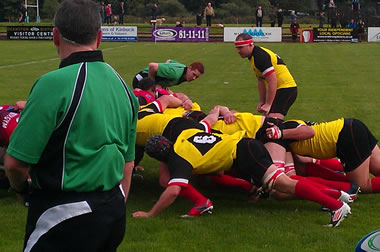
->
[3, 25, 378, 42]
[224, 27, 282, 42]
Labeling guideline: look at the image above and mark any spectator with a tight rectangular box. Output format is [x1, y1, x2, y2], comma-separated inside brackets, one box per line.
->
[352, 0, 360, 20]
[348, 18, 357, 28]
[4, 0, 138, 251]
[203, 2, 215, 27]
[319, 11, 325, 28]
[118, 1, 125, 24]
[349, 18, 358, 41]
[277, 8, 284, 27]
[290, 19, 300, 41]
[18, 2, 27, 23]
[330, 8, 337, 28]
[152, 3, 158, 21]
[290, 10, 297, 24]
[175, 21, 183, 27]
[99, 0, 105, 24]
[255, 6, 263, 27]
[105, 3, 112, 24]
[269, 8, 276, 27]
[196, 12, 202, 26]
[357, 18, 365, 41]
[328, 0, 336, 26]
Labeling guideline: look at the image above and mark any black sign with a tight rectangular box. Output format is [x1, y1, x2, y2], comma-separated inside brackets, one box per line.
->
[313, 28, 353, 42]
[7, 26, 53, 40]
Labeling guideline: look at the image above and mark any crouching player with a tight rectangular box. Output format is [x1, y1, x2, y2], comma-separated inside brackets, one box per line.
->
[133, 127, 351, 227]
[266, 117, 380, 194]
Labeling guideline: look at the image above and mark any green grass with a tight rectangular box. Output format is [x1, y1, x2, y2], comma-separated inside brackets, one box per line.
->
[1, 40, 380, 251]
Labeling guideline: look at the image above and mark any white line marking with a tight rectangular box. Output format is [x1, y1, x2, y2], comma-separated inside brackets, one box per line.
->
[0, 44, 132, 69]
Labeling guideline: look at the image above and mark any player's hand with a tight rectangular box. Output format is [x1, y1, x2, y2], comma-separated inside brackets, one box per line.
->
[132, 211, 151, 218]
[259, 103, 271, 116]
[182, 99, 193, 110]
[266, 124, 282, 139]
[223, 112, 236, 124]
[256, 103, 264, 113]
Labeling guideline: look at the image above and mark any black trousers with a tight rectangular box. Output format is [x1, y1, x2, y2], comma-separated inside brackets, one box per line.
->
[24, 185, 126, 252]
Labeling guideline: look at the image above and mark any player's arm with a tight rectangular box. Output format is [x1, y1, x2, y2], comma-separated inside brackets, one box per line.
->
[266, 121, 314, 140]
[156, 94, 183, 110]
[281, 125, 315, 140]
[201, 106, 220, 128]
[174, 92, 193, 110]
[15, 101, 27, 111]
[132, 185, 181, 217]
[120, 161, 134, 202]
[4, 153, 30, 204]
[257, 78, 266, 112]
[261, 72, 277, 115]
[148, 62, 159, 80]
[213, 105, 236, 124]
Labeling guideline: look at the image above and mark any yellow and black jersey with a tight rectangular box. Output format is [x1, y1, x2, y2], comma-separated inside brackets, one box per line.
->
[249, 46, 297, 89]
[137, 101, 210, 147]
[285, 118, 344, 159]
[212, 112, 264, 138]
[136, 101, 180, 146]
[166, 129, 247, 187]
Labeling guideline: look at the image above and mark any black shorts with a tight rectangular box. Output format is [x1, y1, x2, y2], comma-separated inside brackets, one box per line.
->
[270, 87, 297, 116]
[234, 138, 273, 187]
[337, 118, 378, 172]
[132, 71, 148, 89]
[24, 185, 126, 251]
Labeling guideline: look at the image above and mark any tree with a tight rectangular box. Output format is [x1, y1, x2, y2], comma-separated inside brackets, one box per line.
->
[0, 0, 21, 22]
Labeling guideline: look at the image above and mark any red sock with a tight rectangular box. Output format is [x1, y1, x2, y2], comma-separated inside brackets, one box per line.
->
[291, 175, 341, 199]
[318, 158, 344, 172]
[305, 176, 350, 192]
[211, 174, 253, 192]
[304, 163, 348, 182]
[371, 177, 380, 193]
[179, 183, 207, 204]
[295, 179, 342, 211]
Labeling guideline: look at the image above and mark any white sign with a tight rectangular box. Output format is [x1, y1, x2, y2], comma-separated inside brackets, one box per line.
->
[224, 27, 282, 42]
[368, 27, 380, 42]
[101, 26, 137, 41]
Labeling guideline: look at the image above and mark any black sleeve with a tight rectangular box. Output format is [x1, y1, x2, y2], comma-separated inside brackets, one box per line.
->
[253, 47, 273, 74]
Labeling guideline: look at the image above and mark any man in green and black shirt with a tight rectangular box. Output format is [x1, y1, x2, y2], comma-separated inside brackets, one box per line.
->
[5, 0, 138, 250]
[132, 59, 205, 89]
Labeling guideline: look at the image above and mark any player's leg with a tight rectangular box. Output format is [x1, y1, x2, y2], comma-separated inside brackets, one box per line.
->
[369, 145, 380, 176]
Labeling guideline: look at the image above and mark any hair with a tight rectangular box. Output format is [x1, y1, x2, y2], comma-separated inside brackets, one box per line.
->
[145, 135, 173, 162]
[54, 0, 101, 45]
[235, 33, 253, 41]
[138, 77, 156, 90]
[189, 62, 205, 74]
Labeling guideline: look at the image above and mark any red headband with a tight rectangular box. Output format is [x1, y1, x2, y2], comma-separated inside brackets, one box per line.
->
[234, 39, 253, 47]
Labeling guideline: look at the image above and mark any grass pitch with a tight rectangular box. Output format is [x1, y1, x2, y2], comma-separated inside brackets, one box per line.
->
[1, 40, 380, 251]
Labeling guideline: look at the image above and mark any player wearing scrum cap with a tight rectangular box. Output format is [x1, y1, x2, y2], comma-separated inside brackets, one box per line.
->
[235, 33, 297, 119]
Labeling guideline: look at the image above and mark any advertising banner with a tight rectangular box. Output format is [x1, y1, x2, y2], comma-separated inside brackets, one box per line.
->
[224, 27, 282, 42]
[300, 28, 313, 42]
[101, 26, 137, 41]
[313, 28, 353, 42]
[152, 27, 209, 42]
[368, 27, 380, 42]
[7, 26, 53, 40]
